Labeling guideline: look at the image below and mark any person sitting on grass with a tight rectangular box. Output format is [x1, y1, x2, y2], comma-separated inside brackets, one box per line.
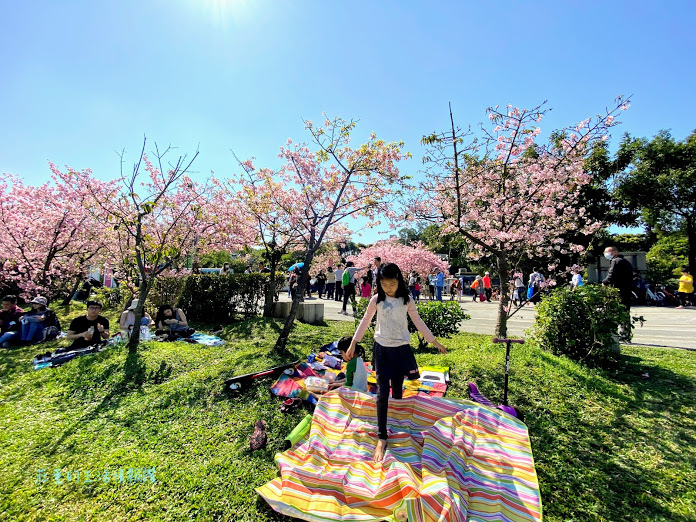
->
[328, 336, 368, 393]
[66, 300, 110, 350]
[0, 295, 25, 348]
[154, 305, 194, 339]
[347, 262, 447, 462]
[19, 296, 60, 345]
[119, 299, 154, 338]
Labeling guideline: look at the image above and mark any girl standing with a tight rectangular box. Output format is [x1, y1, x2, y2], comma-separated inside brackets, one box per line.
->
[347, 263, 447, 462]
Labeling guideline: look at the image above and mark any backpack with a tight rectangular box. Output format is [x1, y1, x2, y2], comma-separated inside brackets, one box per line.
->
[41, 310, 61, 342]
[342, 269, 351, 286]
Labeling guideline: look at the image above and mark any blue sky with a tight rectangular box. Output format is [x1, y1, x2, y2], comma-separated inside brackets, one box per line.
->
[2, 0, 695, 242]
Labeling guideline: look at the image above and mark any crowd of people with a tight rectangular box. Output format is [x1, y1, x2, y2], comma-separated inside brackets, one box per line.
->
[1, 245, 692, 353]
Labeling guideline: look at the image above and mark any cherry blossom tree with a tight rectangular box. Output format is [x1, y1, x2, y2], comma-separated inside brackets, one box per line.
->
[219, 157, 305, 317]
[345, 240, 448, 277]
[82, 138, 249, 352]
[241, 115, 409, 353]
[0, 168, 115, 300]
[416, 98, 630, 337]
[311, 244, 343, 272]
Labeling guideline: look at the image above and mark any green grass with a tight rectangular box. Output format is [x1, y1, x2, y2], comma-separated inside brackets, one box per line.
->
[1, 304, 694, 521]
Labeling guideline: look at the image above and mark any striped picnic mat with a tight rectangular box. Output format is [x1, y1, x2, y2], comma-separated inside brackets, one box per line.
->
[257, 388, 542, 521]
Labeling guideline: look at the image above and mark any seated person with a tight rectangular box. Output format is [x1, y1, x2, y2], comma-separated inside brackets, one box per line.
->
[65, 300, 110, 349]
[154, 305, 194, 338]
[328, 336, 368, 393]
[20, 296, 60, 345]
[119, 299, 154, 337]
[0, 295, 25, 348]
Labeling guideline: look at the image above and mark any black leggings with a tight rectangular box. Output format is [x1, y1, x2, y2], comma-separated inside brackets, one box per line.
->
[377, 372, 403, 440]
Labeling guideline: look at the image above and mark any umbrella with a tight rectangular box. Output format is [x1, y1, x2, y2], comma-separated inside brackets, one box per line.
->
[287, 262, 304, 272]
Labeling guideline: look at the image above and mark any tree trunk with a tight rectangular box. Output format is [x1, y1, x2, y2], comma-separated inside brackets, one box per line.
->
[127, 278, 152, 353]
[274, 245, 315, 353]
[687, 216, 696, 276]
[263, 261, 277, 317]
[494, 255, 510, 338]
[63, 276, 83, 306]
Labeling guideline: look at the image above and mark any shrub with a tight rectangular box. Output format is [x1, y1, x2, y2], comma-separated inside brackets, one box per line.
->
[178, 273, 282, 324]
[354, 298, 470, 350]
[148, 276, 187, 315]
[530, 285, 628, 367]
[408, 301, 470, 349]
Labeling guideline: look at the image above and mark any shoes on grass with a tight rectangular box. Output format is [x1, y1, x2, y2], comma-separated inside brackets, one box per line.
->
[250, 420, 267, 451]
[281, 398, 302, 414]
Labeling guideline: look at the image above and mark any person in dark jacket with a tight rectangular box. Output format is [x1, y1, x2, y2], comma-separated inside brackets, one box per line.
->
[0, 295, 25, 347]
[602, 246, 634, 340]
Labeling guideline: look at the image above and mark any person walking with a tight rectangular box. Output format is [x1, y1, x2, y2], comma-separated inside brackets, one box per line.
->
[408, 271, 417, 300]
[334, 264, 344, 302]
[602, 246, 634, 340]
[340, 262, 368, 315]
[326, 267, 336, 300]
[513, 272, 525, 306]
[528, 268, 545, 305]
[428, 272, 435, 300]
[676, 266, 693, 309]
[471, 276, 481, 302]
[483, 272, 492, 302]
[435, 269, 445, 301]
[346, 262, 447, 462]
[316, 270, 327, 299]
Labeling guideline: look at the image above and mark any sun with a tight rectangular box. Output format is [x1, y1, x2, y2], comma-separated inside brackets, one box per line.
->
[199, 0, 249, 22]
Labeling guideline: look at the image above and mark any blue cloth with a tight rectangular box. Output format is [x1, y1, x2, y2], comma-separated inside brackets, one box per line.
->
[436, 286, 443, 301]
[435, 272, 445, 287]
[0, 330, 20, 346]
[21, 318, 46, 343]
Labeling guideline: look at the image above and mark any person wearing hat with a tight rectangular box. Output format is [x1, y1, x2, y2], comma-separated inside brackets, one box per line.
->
[66, 300, 110, 349]
[19, 296, 56, 345]
[119, 299, 154, 338]
[482, 272, 492, 302]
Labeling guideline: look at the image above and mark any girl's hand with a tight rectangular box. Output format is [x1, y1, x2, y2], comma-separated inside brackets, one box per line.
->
[432, 340, 447, 354]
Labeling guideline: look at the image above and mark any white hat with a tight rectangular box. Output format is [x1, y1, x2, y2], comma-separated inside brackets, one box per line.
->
[30, 296, 48, 306]
[127, 299, 139, 310]
[485, 271, 490, 275]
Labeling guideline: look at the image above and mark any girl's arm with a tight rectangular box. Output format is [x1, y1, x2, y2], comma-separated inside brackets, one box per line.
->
[347, 295, 378, 358]
[407, 299, 447, 353]
[176, 309, 188, 326]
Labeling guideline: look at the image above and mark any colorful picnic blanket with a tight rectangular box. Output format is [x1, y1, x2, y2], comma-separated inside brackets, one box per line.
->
[257, 389, 542, 522]
[270, 360, 451, 401]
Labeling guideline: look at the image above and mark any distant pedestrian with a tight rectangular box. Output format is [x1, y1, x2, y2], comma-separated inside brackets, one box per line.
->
[483, 272, 492, 302]
[676, 266, 693, 309]
[435, 269, 445, 301]
[571, 268, 584, 290]
[528, 268, 545, 305]
[602, 246, 634, 340]
[334, 265, 344, 302]
[326, 267, 336, 300]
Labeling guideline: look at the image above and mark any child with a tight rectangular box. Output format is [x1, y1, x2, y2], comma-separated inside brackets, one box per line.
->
[328, 336, 368, 392]
[347, 262, 447, 462]
[360, 276, 373, 299]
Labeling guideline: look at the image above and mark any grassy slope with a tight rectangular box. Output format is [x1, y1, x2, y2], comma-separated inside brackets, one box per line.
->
[0, 304, 694, 521]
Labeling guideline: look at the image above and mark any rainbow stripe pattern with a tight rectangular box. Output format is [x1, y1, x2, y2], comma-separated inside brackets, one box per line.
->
[257, 388, 542, 521]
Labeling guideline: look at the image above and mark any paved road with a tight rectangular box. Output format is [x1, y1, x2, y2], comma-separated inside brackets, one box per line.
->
[278, 294, 696, 350]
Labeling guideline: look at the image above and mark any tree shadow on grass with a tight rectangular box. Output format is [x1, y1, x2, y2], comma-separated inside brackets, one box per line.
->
[45, 349, 150, 456]
[526, 349, 696, 520]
